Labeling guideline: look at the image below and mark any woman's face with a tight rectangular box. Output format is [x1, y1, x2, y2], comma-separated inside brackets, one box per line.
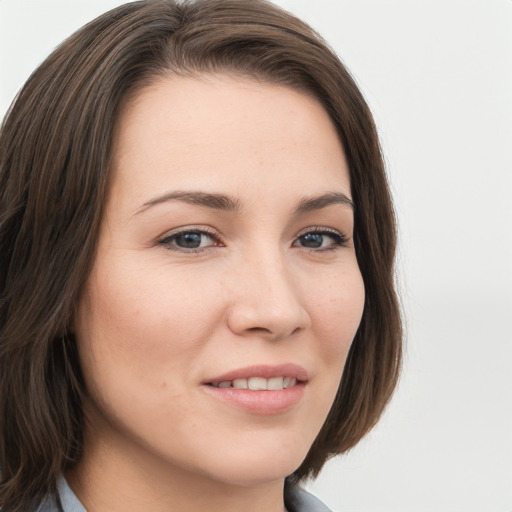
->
[75, 75, 365, 490]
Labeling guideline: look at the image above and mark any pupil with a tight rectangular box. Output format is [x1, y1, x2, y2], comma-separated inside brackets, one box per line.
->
[301, 233, 323, 248]
[177, 232, 202, 248]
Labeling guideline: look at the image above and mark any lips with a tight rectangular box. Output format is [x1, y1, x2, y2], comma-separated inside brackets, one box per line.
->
[203, 363, 309, 387]
[214, 376, 297, 390]
[201, 364, 308, 414]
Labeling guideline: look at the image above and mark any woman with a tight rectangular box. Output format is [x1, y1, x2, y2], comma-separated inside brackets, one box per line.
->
[0, 1, 402, 511]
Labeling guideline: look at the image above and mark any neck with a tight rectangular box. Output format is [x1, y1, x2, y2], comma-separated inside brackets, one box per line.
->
[67, 424, 288, 512]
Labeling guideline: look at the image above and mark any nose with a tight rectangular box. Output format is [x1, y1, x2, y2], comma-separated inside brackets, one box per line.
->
[226, 250, 311, 341]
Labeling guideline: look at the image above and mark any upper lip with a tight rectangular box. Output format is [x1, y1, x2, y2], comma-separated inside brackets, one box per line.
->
[203, 363, 309, 386]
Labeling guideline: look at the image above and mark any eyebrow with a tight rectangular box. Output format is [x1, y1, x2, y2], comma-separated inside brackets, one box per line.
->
[294, 192, 354, 214]
[135, 191, 242, 215]
[135, 190, 354, 215]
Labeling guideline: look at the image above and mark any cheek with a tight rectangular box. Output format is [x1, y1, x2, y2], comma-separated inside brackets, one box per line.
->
[291, 269, 365, 450]
[74, 261, 227, 404]
[309, 268, 365, 362]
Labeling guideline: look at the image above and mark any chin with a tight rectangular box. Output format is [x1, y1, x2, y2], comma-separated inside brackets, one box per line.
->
[205, 460, 300, 488]
[190, 434, 311, 488]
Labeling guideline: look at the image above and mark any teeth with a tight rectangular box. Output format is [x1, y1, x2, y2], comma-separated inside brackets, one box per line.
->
[233, 379, 248, 389]
[248, 377, 267, 390]
[215, 376, 297, 390]
[267, 377, 284, 390]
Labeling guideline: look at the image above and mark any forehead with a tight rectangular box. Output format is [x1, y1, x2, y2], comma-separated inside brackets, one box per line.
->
[109, 74, 351, 211]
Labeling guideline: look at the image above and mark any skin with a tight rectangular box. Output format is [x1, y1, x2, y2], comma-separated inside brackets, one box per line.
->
[70, 74, 365, 512]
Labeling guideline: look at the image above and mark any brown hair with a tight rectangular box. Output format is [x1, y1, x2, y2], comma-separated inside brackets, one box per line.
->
[0, 0, 401, 510]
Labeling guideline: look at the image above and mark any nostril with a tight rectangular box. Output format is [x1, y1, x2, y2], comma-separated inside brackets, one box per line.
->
[247, 327, 272, 334]
[226, 299, 310, 339]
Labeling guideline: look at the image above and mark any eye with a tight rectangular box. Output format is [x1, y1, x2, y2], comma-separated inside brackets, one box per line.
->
[158, 228, 221, 252]
[293, 228, 347, 251]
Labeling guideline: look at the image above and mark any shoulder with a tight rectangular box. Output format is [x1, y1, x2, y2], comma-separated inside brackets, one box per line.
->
[34, 494, 61, 512]
[287, 486, 333, 512]
[30, 479, 331, 512]
[33, 477, 85, 512]
[0, 491, 60, 512]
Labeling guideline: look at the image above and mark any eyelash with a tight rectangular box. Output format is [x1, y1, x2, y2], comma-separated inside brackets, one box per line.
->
[294, 227, 348, 251]
[157, 226, 348, 253]
[157, 226, 221, 253]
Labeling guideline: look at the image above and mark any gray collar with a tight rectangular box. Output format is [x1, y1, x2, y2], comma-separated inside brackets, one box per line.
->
[56, 477, 86, 512]
[287, 485, 333, 512]
[49, 477, 331, 512]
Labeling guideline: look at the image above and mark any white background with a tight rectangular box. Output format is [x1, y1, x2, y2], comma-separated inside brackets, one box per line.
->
[1, 1, 511, 511]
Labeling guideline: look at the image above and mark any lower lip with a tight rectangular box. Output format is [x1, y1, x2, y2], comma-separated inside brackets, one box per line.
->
[201, 383, 306, 415]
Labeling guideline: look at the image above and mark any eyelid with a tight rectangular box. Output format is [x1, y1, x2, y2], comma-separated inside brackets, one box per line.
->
[157, 225, 224, 250]
[293, 226, 349, 250]
[154, 224, 349, 252]
[295, 225, 346, 238]
[158, 224, 219, 240]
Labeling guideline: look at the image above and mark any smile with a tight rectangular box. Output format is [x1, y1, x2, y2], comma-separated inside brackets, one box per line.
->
[212, 376, 297, 390]
[202, 364, 308, 414]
